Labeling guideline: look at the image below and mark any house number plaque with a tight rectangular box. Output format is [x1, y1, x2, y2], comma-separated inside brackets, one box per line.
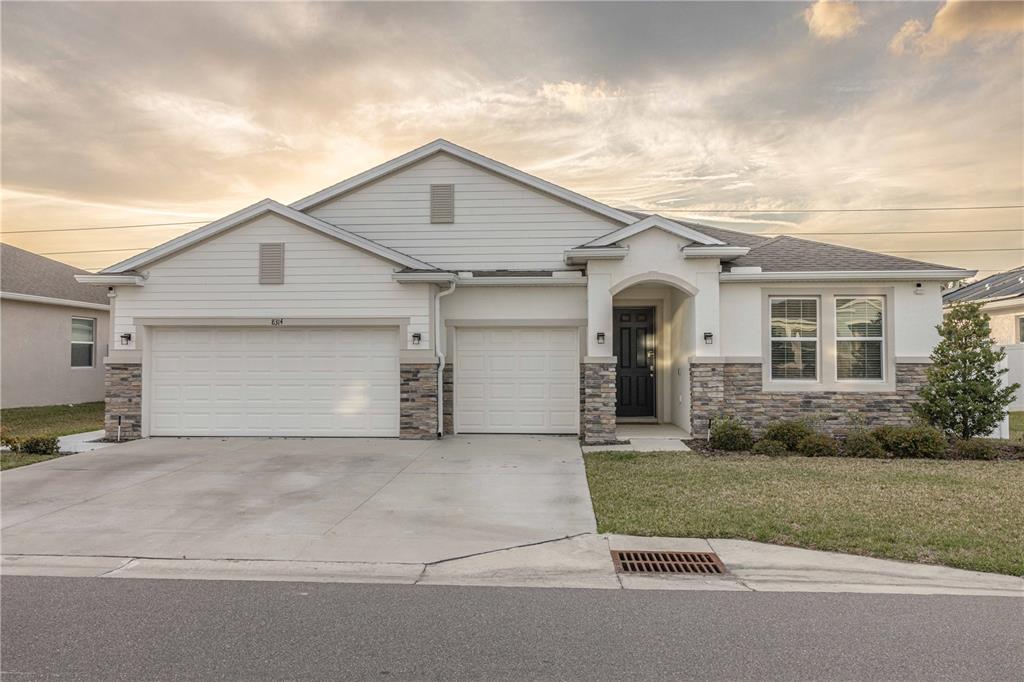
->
[270, 318, 284, 326]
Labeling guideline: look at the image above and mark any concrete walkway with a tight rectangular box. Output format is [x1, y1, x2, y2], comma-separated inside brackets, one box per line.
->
[5, 534, 1020, 597]
[57, 430, 111, 454]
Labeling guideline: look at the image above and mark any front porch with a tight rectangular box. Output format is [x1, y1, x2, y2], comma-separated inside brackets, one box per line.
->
[580, 422, 692, 453]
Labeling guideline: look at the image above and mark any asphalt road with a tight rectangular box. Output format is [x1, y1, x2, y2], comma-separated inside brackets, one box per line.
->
[2, 576, 1021, 681]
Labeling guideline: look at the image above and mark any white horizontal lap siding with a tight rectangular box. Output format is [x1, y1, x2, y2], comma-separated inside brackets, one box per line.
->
[308, 153, 621, 270]
[113, 215, 431, 349]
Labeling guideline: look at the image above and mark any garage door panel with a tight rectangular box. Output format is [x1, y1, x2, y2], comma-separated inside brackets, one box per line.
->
[149, 326, 399, 437]
[455, 327, 579, 434]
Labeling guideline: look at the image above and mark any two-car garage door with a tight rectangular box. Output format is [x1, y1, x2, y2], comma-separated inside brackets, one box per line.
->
[455, 327, 579, 434]
[149, 327, 399, 437]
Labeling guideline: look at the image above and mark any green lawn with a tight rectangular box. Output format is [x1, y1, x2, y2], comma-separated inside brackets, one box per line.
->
[1, 402, 104, 470]
[584, 451, 1024, 576]
[1011, 411, 1024, 441]
[1, 401, 104, 440]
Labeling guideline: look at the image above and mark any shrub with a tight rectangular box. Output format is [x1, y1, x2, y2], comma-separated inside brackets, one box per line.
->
[795, 433, 839, 457]
[842, 430, 887, 459]
[0, 427, 21, 452]
[950, 438, 997, 461]
[17, 436, 60, 456]
[871, 425, 947, 459]
[751, 439, 790, 456]
[762, 420, 816, 450]
[915, 302, 1019, 439]
[709, 417, 754, 451]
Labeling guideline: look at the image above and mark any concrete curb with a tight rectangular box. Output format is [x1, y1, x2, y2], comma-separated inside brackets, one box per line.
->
[4, 534, 1021, 596]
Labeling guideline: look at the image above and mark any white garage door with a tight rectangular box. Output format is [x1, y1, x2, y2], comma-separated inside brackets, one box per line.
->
[149, 327, 399, 437]
[455, 327, 579, 434]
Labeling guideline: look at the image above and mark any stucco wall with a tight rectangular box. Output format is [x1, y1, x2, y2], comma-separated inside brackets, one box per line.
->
[986, 303, 1024, 345]
[1, 299, 110, 408]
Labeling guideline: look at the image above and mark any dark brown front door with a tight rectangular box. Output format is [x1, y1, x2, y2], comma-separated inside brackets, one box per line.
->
[614, 307, 655, 417]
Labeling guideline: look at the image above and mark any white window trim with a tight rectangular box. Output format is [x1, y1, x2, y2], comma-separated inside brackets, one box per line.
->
[768, 296, 820, 383]
[71, 316, 96, 369]
[1017, 315, 1024, 344]
[834, 296, 886, 383]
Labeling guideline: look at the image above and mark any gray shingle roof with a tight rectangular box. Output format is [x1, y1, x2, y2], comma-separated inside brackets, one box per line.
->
[724, 235, 954, 272]
[942, 266, 1024, 304]
[0, 243, 109, 305]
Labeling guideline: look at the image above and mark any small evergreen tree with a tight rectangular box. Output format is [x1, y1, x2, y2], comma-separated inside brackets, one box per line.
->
[915, 302, 1019, 439]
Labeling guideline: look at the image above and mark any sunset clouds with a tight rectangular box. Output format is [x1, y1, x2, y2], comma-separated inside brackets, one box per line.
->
[1, 2, 1021, 275]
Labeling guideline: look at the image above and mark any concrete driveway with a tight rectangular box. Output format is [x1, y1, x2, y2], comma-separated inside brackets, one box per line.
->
[1, 436, 595, 564]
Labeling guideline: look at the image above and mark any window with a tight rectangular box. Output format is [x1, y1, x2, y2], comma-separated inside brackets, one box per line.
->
[769, 298, 818, 380]
[835, 297, 884, 381]
[1018, 316, 1024, 343]
[71, 317, 95, 368]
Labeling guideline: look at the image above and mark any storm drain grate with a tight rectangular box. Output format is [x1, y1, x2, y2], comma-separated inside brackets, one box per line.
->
[611, 550, 727, 575]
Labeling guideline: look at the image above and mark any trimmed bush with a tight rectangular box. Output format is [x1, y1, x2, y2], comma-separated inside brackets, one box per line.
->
[950, 438, 997, 461]
[751, 439, 790, 457]
[709, 417, 754, 451]
[0, 427, 21, 453]
[762, 420, 816, 450]
[871, 425, 947, 459]
[795, 433, 839, 457]
[842, 430, 887, 459]
[17, 436, 60, 456]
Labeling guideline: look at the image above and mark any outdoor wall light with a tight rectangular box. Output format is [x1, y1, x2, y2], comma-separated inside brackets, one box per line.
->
[703, 332, 714, 345]
[411, 332, 422, 345]
[596, 332, 606, 344]
[120, 333, 132, 345]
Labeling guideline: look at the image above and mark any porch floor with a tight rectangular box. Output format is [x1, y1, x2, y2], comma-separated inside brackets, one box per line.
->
[581, 423, 691, 454]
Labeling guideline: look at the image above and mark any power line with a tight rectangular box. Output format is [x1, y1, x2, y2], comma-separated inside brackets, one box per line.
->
[2, 220, 209, 235]
[884, 248, 1023, 254]
[671, 204, 1024, 213]
[764, 228, 1022, 236]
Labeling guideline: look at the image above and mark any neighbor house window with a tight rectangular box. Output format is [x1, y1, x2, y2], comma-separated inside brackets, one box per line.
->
[769, 297, 818, 380]
[1018, 316, 1024, 343]
[835, 297, 884, 381]
[71, 317, 95, 368]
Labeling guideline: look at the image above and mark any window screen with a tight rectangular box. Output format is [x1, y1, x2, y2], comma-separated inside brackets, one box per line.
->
[836, 297, 883, 380]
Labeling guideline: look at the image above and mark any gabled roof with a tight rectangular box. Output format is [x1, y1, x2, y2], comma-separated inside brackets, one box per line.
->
[101, 199, 437, 273]
[943, 266, 1024, 304]
[290, 139, 639, 225]
[1, 243, 109, 305]
[582, 214, 725, 247]
[724, 235, 961, 273]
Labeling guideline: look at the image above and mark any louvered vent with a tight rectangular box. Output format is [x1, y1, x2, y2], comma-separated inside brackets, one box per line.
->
[430, 184, 455, 223]
[259, 243, 285, 284]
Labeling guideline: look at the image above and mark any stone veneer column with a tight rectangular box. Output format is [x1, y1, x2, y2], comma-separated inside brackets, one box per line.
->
[400, 363, 439, 440]
[689, 360, 932, 436]
[580, 358, 619, 445]
[105, 362, 142, 441]
[442, 363, 454, 435]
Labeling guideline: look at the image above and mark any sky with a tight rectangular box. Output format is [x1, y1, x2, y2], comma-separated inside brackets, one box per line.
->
[2, 1, 1022, 276]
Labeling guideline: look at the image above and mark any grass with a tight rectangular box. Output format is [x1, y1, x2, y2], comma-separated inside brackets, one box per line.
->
[0, 401, 103, 470]
[1, 401, 104, 439]
[584, 451, 1024, 576]
[1011, 411, 1024, 441]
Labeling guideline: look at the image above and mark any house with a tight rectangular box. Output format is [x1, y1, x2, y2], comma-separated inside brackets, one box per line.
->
[943, 266, 1024, 412]
[75, 140, 974, 443]
[1, 244, 111, 408]
[943, 266, 1024, 345]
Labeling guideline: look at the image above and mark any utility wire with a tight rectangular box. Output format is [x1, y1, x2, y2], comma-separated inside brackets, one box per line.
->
[670, 204, 1024, 213]
[2, 220, 209, 234]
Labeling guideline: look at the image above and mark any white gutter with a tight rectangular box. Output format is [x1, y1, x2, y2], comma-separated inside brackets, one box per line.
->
[434, 280, 457, 437]
[563, 247, 629, 265]
[0, 291, 110, 311]
[720, 269, 976, 282]
[457, 276, 587, 287]
[75, 274, 146, 286]
[681, 246, 750, 260]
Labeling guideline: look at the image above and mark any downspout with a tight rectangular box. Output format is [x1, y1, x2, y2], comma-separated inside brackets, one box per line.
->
[435, 279, 457, 437]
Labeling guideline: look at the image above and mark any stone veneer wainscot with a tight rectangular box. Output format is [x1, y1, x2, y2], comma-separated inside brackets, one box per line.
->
[690, 361, 930, 436]
[580, 359, 619, 445]
[400, 363, 440, 440]
[105, 362, 142, 441]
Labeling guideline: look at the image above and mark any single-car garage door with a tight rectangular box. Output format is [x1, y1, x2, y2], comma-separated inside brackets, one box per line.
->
[149, 326, 399, 437]
[454, 327, 579, 434]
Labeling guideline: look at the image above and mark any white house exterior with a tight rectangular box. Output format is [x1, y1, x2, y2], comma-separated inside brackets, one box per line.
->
[78, 140, 974, 443]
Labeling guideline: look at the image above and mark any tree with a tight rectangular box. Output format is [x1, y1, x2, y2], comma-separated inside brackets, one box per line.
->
[914, 302, 1019, 439]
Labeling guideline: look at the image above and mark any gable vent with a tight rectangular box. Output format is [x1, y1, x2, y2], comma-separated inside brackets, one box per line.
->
[259, 243, 285, 284]
[430, 184, 455, 224]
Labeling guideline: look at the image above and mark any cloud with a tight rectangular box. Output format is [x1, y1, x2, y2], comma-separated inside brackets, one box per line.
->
[803, 0, 864, 41]
[891, 1, 1024, 56]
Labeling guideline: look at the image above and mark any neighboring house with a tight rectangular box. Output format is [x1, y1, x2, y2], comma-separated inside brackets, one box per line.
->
[76, 140, 973, 443]
[1, 244, 111, 408]
[943, 266, 1024, 411]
